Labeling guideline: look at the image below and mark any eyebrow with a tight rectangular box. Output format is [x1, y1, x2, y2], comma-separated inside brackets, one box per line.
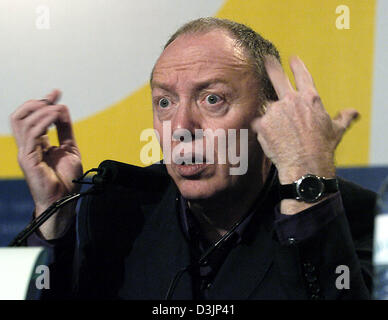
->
[151, 78, 230, 92]
[151, 81, 174, 92]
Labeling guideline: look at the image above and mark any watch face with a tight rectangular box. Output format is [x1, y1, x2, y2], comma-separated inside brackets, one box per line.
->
[296, 175, 324, 202]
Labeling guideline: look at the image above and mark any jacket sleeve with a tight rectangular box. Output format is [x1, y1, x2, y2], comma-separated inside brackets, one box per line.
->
[273, 179, 376, 299]
[26, 216, 77, 300]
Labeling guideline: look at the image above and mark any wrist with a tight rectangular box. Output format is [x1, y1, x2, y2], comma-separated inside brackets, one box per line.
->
[276, 157, 335, 184]
[278, 171, 338, 215]
[34, 202, 77, 240]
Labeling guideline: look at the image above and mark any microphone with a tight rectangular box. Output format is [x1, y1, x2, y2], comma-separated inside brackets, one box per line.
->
[92, 160, 170, 191]
[9, 160, 170, 246]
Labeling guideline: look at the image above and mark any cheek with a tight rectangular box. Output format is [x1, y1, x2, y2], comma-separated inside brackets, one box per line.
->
[153, 118, 163, 145]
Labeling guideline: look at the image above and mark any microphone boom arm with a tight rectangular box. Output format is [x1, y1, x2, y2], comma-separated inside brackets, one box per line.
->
[8, 188, 96, 247]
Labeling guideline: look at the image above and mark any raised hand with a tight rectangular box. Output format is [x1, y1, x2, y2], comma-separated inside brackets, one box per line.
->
[252, 56, 359, 213]
[10, 89, 83, 238]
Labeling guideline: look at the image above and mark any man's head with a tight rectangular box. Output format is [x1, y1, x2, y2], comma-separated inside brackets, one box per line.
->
[151, 17, 280, 201]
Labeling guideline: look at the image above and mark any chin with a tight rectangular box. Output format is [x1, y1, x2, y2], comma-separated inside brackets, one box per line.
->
[173, 176, 230, 201]
[179, 181, 212, 200]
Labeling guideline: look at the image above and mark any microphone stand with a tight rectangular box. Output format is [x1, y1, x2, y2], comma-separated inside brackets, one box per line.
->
[8, 169, 100, 247]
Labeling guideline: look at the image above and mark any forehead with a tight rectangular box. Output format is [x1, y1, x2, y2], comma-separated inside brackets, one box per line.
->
[151, 30, 253, 86]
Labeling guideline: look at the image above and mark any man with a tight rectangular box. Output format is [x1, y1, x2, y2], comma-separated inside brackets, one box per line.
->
[10, 17, 375, 299]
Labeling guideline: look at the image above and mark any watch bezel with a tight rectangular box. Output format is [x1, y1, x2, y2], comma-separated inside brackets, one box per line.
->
[295, 174, 325, 203]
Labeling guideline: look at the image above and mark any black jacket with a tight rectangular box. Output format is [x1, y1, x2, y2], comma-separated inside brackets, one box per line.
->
[45, 164, 377, 299]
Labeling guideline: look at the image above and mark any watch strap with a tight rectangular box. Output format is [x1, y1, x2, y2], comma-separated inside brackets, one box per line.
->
[279, 183, 298, 200]
[323, 178, 339, 193]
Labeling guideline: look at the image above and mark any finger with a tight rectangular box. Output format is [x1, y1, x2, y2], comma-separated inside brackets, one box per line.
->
[11, 89, 61, 121]
[32, 135, 52, 156]
[333, 108, 360, 132]
[17, 106, 62, 147]
[11, 100, 49, 121]
[43, 89, 61, 105]
[17, 103, 76, 149]
[23, 112, 62, 155]
[12, 107, 54, 147]
[289, 56, 316, 92]
[39, 135, 51, 151]
[21, 106, 59, 132]
[264, 55, 294, 99]
[54, 104, 77, 147]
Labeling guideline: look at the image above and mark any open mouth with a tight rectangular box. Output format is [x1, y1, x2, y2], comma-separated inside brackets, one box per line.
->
[176, 163, 208, 177]
[171, 152, 210, 177]
[175, 158, 209, 177]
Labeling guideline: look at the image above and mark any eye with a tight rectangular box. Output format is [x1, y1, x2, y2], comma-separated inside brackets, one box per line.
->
[205, 94, 221, 105]
[158, 97, 170, 108]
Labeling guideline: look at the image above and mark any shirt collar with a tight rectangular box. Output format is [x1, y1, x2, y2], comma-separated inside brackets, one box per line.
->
[179, 193, 256, 248]
[178, 165, 278, 247]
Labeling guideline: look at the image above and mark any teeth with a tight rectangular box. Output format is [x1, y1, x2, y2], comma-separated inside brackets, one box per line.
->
[175, 155, 205, 165]
[181, 161, 200, 166]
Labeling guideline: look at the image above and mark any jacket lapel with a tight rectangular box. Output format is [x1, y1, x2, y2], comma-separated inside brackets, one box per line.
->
[207, 171, 279, 300]
[208, 212, 276, 299]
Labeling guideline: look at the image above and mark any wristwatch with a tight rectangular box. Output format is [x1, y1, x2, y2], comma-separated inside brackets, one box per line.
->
[279, 174, 339, 203]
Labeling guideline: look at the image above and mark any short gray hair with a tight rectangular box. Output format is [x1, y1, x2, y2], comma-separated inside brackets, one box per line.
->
[152, 17, 280, 102]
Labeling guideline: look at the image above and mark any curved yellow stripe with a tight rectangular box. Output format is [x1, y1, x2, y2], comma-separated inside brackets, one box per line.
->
[1, 0, 376, 178]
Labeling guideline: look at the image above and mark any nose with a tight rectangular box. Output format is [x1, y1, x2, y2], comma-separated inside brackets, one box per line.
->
[171, 99, 200, 142]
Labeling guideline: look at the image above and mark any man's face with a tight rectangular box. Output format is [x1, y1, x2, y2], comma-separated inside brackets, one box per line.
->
[151, 30, 265, 200]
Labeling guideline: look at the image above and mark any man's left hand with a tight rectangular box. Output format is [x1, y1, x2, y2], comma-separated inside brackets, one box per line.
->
[251, 56, 359, 214]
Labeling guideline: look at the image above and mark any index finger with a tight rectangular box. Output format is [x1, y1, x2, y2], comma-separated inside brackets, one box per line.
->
[42, 89, 61, 105]
[11, 89, 62, 121]
[264, 55, 294, 99]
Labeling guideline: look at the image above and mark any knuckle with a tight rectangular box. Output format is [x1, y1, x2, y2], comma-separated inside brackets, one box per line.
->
[283, 91, 296, 103]
[39, 108, 59, 122]
[283, 93, 300, 109]
[304, 88, 320, 104]
[56, 104, 69, 113]
[46, 108, 59, 116]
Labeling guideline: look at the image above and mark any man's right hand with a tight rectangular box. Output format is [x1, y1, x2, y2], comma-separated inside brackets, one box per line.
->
[10, 89, 83, 240]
